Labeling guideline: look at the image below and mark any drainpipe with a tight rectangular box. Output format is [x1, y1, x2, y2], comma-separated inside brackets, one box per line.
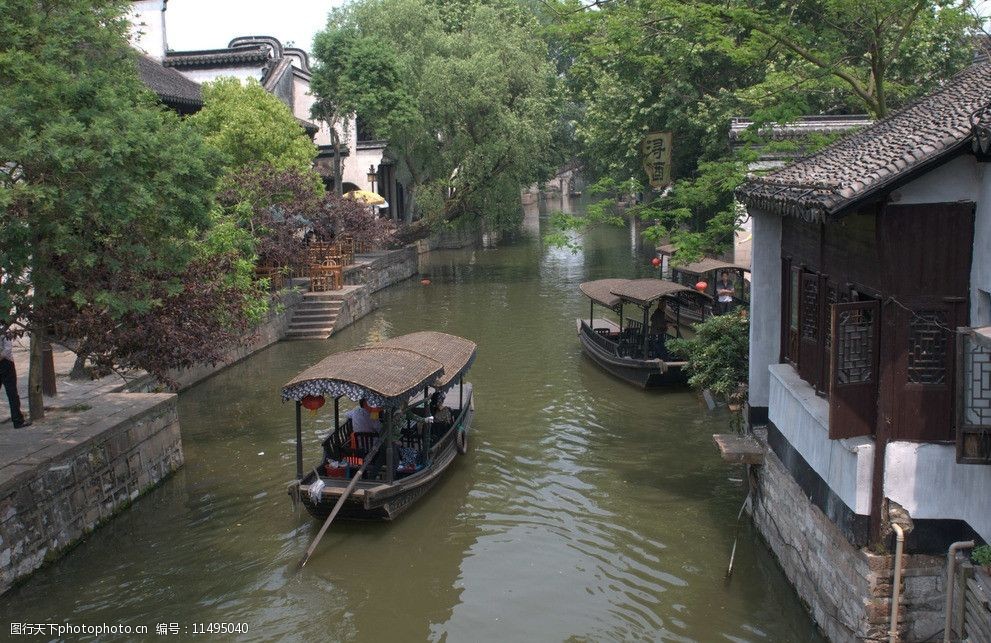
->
[889, 523, 905, 643]
[942, 540, 975, 643]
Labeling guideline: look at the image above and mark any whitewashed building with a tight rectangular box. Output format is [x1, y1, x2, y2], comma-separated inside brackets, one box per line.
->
[128, 0, 401, 216]
[736, 62, 991, 641]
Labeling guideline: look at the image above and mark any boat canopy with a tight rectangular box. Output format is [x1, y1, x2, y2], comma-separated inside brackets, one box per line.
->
[608, 278, 707, 307]
[282, 346, 443, 408]
[579, 279, 628, 309]
[380, 331, 477, 389]
[675, 257, 748, 275]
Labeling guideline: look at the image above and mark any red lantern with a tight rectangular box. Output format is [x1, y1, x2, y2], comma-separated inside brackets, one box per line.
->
[651, 257, 661, 267]
[695, 280, 708, 292]
[301, 395, 325, 412]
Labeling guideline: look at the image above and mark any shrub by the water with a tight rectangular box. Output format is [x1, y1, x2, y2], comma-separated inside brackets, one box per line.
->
[668, 309, 749, 404]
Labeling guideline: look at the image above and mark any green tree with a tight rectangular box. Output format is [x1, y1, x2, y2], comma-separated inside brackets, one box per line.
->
[668, 310, 750, 404]
[189, 77, 319, 178]
[0, 0, 227, 417]
[311, 0, 560, 238]
[546, 0, 978, 258]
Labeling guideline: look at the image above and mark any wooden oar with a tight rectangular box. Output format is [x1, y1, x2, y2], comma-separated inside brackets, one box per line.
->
[299, 439, 383, 569]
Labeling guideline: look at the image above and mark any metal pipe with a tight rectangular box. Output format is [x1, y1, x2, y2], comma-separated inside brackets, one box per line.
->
[889, 524, 905, 643]
[943, 540, 975, 643]
[295, 401, 303, 480]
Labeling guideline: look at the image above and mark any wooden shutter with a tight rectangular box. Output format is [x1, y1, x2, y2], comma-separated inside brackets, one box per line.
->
[798, 271, 821, 386]
[829, 300, 879, 439]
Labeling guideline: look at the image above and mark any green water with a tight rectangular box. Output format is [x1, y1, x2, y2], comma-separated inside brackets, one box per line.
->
[0, 197, 823, 642]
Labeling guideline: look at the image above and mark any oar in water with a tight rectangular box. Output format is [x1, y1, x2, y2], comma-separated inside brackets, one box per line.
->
[299, 439, 383, 569]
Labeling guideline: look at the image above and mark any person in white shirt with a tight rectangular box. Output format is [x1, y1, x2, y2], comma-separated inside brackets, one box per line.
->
[716, 271, 736, 315]
[0, 333, 29, 428]
[347, 398, 382, 434]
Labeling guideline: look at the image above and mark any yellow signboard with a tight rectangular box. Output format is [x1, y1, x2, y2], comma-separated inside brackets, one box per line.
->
[642, 131, 673, 189]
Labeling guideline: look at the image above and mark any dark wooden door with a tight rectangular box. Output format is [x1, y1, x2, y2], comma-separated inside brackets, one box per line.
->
[829, 300, 880, 439]
[887, 298, 967, 442]
[877, 203, 974, 442]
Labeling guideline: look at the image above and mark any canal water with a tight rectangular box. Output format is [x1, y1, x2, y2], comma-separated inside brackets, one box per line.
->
[0, 197, 823, 642]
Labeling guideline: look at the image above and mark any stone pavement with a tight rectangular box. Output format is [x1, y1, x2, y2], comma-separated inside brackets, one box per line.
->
[0, 338, 148, 484]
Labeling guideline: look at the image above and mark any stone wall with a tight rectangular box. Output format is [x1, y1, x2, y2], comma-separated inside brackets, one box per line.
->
[344, 246, 418, 292]
[0, 394, 181, 594]
[752, 434, 947, 642]
[332, 286, 374, 334]
[414, 227, 480, 254]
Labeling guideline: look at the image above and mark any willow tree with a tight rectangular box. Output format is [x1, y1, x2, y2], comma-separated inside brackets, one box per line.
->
[311, 0, 560, 239]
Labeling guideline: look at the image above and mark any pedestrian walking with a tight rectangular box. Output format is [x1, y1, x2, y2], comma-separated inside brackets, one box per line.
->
[1, 333, 30, 428]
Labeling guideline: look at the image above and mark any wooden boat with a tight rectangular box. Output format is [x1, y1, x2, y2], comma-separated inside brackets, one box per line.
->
[577, 278, 711, 389]
[284, 331, 477, 521]
[665, 257, 750, 324]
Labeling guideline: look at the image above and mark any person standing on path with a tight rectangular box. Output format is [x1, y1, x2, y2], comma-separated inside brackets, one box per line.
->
[1, 333, 30, 428]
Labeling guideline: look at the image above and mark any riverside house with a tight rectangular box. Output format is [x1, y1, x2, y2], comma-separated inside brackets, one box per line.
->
[736, 62, 991, 641]
[128, 0, 402, 217]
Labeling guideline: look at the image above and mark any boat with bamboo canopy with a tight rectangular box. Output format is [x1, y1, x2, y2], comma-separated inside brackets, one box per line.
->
[577, 278, 711, 388]
[284, 331, 476, 522]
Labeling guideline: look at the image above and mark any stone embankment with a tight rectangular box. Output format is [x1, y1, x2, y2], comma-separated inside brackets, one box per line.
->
[0, 233, 477, 593]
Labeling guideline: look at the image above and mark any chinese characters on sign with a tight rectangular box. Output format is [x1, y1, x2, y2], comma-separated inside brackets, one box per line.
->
[641, 131, 672, 189]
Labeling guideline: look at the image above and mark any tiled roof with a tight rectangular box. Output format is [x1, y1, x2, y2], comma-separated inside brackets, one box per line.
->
[135, 54, 202, 109]
[736, 62, 991, 220]
[164, 46, 270, 69]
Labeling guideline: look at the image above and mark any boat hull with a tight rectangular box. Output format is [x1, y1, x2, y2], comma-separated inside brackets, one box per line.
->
[298, 406, 474, 521]
[577, 320, 688, 389]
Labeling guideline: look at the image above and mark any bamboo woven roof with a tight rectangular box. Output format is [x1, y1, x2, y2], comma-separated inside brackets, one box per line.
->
[380, 331, 477, 388]
[675, 258, 748, 275]
[282, 347, 444, 407]
[609, 279, 699, 306]
[579, 279, 628, 308]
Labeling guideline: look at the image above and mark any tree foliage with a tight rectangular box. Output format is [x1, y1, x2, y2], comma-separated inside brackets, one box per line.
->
[544, 0, 979, 259]
[189, 77, 319, 178]
[0, 0, 269, 402]
[668, 309, 750, 403]
[311, 0, 561, 236]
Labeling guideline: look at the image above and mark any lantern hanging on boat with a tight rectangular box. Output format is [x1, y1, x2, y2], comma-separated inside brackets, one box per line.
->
[301, 395, 325, 414]
[651, 257, 661, 267]
[695, 280, 708, 292]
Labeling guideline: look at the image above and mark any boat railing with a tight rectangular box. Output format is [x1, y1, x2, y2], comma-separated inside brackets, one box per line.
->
[580, 320, 619, 353]
[322, 417, 356, 462]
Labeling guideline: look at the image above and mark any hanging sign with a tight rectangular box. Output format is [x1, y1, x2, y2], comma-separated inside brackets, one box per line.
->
[642, 131, 673, 189]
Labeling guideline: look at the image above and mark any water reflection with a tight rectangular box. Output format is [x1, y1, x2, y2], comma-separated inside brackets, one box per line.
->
[0, 204, 822, 642]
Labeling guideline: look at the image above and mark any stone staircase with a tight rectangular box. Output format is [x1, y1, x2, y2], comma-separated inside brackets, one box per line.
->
[285, 292, 345, 340]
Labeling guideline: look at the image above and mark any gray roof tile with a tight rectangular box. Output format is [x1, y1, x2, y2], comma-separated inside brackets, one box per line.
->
[736, 62, 991, 220]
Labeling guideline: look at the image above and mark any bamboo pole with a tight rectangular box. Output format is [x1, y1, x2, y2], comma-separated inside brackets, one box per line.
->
[298, 439, 383, 568]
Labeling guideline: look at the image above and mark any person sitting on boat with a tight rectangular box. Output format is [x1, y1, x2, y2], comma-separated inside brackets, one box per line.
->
[348, 398, 381, 434]
[648, 305, 670, 359]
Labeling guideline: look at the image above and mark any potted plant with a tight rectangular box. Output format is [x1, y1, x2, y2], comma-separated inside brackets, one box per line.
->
[972, 544, 991, 574]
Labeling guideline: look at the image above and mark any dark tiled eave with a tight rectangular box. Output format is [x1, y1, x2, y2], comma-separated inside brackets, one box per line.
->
[164, 47, 270, 69]
[736, 61, 991, 220]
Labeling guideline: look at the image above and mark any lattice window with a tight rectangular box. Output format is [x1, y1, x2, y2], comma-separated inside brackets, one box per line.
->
[801, 275, 819, 341]
[837, 308, 874, 384]
[908, 311, 948, 385]
[958, 332, 991, 464]
[824, 286, 837, 352]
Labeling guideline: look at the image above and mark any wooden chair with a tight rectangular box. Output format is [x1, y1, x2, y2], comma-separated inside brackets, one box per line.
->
[309, 260, 343, 291]
[340, 236, 356, 266]
[254, 265, 285, 291]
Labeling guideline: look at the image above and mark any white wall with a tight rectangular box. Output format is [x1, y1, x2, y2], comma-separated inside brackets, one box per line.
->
[885, 441, 991, 542]
[748, 208, 781, 408]
[974, 163, 991, 326]
[769, 364, 875, 515]
[129, 0, 167, 60]
[892, 154, 980, 205]
[174, 67, 263, 86]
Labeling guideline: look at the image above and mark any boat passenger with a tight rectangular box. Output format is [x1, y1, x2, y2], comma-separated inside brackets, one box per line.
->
[349, 398, 381, 434]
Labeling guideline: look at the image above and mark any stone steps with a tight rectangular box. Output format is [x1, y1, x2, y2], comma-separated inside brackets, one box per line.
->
[285, 295, 346, 340]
